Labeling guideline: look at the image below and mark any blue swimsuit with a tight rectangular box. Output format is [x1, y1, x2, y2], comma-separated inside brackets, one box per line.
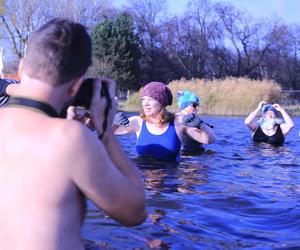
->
[136, 120, 181, 162]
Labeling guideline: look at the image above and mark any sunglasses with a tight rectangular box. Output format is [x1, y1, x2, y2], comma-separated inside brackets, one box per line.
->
[192, 103, 199, 108]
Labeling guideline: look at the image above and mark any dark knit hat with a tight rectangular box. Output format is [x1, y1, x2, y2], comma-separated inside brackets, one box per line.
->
[141, 82, 173, 106]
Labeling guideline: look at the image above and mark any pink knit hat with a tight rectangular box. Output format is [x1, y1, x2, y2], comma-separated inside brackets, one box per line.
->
[141, 82, 173, 106]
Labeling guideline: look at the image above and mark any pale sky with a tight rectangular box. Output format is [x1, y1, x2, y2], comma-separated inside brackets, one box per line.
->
[115, 0, 300, 25]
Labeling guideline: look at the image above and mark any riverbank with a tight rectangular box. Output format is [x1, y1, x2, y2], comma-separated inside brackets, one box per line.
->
[119, 77, 300, 116]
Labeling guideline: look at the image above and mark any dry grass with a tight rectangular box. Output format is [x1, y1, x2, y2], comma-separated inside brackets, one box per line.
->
[283, 105, 300, 116]
[124, 77, 284, 116]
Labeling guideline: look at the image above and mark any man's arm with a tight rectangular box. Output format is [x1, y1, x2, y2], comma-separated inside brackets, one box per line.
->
[72, 78, 146, 226]
[70, 126, 147, 227]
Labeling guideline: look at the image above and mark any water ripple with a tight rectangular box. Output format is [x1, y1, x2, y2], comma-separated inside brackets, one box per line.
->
[82, 115, 300, 249]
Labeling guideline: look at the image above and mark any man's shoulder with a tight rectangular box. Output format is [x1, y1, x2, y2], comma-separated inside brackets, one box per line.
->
[56, 117, 92, 134]
[48, 118, 101, 161]
[50, 119, 96, 146]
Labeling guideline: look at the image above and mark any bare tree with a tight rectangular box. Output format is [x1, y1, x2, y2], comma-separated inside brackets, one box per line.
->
[51, 0, 116, 29]
[123, 0, 178, 83]
[0, 0, 51, 59]
[263, 23, 300, 89]
[0, 0, 114, 66]
[215, 2, 255, 76]
[161, 0, 222, 79]
[125, 0, 168, 49]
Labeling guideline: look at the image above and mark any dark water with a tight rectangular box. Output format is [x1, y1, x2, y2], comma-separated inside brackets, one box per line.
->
[82, 115, 300, 249]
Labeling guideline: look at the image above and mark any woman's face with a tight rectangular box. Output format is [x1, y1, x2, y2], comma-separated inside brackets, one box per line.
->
[182, 103, 199, 115]
[142, 96, 162, 116]
[264, 110, 276, 119]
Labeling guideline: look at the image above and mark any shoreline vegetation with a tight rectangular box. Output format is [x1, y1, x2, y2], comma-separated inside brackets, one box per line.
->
[119, 77, 300, 116]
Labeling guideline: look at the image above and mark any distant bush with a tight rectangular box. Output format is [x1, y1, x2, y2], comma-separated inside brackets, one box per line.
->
[124, 77, 282, 116]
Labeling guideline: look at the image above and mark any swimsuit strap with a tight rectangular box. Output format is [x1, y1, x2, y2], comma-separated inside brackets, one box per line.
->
[6, 97, 59, 118]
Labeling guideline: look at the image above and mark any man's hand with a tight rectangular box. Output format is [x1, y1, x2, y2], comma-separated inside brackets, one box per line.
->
[67, 106, 94, 130]
[181, 113, 205, 129]
[90, 78, 117, 137]
[113, 112, 129, 127]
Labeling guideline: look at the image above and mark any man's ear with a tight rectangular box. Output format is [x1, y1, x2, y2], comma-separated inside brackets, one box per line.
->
[69, 76, 84, 97]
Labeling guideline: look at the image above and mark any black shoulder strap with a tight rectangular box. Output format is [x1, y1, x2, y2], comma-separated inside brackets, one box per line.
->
[6, 97, 59, 118]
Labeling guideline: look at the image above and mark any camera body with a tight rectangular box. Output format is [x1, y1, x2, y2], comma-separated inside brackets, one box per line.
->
[72, 78, 109, 109]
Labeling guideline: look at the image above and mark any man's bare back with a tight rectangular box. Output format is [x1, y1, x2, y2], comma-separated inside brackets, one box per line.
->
[0, 109, 87, 249]
[0, 18, 146, 250]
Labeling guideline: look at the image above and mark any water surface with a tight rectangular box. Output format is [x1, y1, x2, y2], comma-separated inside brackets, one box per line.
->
[82, 115, 300, 249]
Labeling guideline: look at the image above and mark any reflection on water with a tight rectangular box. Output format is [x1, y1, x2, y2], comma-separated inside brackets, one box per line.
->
[82, 115, 300, 249]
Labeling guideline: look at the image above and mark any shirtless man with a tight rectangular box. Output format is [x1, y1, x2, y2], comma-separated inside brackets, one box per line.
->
[0, 18, 147, 250]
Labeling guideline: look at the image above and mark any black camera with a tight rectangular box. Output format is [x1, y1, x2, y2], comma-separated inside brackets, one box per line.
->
[72, 78, 110, 109]
[69, 78, 112, 138]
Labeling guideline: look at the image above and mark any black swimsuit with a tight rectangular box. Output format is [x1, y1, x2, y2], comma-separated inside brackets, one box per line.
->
[181, 133, 204, 153]
[253, 125, 285, 146]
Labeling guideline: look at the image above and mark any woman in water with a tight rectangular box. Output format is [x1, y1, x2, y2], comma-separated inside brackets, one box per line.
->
[113, 82, 216, 162]
[176, 90, 215, 153]
[244, 101, 294, 145]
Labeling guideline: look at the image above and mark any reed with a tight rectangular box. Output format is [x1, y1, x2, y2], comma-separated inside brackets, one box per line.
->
[283, 105, 300, 116]
[123, 77, 285, 116]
